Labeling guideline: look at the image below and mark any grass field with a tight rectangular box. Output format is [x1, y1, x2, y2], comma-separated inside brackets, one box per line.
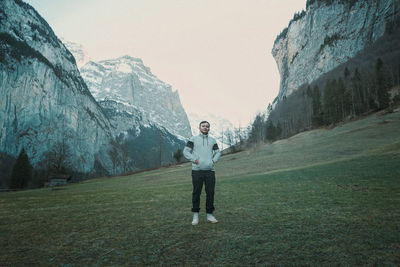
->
[1, 110, 400, 266]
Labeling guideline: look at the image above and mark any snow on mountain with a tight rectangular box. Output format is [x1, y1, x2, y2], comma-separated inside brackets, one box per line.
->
[77, 55, 192, 140]
[60, 38, 91, 68]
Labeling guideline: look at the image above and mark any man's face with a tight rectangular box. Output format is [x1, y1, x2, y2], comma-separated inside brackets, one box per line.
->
[199, 122, 210, 135]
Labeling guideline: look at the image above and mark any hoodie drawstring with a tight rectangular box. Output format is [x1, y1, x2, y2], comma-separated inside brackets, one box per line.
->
[202, 134, 209, 146]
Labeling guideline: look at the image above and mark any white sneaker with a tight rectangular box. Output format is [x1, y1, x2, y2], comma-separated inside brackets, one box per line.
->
[192, 212, 199, 225]
[207, 213, 218, 223]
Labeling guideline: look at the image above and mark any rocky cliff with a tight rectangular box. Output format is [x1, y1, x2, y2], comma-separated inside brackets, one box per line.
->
[0, 0, 116, 175]
[272, 0, 399, 100]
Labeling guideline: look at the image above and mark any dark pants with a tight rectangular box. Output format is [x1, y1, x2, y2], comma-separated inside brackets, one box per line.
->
[191, 170, 216, 214]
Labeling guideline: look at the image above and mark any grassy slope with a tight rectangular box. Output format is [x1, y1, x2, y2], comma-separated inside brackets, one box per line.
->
[1, 111, 399, 266]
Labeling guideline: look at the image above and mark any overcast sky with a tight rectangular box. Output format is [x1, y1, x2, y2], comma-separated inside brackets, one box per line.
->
[25, 0, 306, 127]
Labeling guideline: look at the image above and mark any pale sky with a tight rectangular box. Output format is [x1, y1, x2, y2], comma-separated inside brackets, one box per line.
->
[25, 0, 306, 127]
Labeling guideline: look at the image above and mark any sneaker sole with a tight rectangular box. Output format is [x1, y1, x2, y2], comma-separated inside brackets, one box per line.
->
[207, 220, 218, 224]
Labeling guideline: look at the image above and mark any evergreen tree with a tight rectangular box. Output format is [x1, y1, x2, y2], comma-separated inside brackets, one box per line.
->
[276, 121, 283, 139]
[266, 121, 276, 141]
[306, 86, 312, 98]
[249, 113, 265, 143]
[337, 78, 348, 119]
[10, 149, 32, 189]
[398, 63, 400, 86]
[311, 85, 324, 126]
[351, 68, 363, 115]
[267, 103, 273, 117]
[344, 67, 350, 79]
[375, 58, 390, 109]
[323, 79, 334, 124]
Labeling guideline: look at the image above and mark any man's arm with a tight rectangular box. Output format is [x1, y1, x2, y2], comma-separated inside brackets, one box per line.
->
[212, 142, 221, 163]
[183, 138, 197, 162]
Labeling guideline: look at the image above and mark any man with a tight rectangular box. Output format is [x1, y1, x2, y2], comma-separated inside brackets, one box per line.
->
[183, 121, 221, 225]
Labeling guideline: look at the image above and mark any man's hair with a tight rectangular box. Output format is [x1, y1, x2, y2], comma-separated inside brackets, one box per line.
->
[199, 121, 210, 127]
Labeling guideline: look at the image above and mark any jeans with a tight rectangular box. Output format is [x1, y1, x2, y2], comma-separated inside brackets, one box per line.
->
[191, 170, 216, 214]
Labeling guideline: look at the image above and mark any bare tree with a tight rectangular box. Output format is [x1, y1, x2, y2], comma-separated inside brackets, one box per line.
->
[108, 137, 132, 174]
[220, 127, 224, 151]
[39, 141, 72, 174]
[108, 139, 121, 174]
[225, 129, 234, 148]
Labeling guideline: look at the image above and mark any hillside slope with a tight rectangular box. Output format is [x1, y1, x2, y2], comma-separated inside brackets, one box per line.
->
[1, 110, 399, 265]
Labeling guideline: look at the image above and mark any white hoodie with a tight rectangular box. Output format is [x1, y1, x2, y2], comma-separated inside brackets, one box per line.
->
[183, 133, 221, 171]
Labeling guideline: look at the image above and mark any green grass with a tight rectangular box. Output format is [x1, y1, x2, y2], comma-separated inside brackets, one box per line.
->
[1, 111, 400, 266]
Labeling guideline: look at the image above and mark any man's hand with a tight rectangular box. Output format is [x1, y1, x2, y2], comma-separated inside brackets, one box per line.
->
[194, 160, 199, 164]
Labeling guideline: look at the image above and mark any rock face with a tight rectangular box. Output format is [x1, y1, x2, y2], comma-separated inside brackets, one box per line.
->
[79, 55, 192, 140]
[98, 98, 185, 171]
[0, 0, 114, 174]
[272, 0, 399, 100]
[0, 0, 188, 178]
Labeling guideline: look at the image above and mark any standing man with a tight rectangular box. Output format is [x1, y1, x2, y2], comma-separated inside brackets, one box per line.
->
[183, 121, 221, 225]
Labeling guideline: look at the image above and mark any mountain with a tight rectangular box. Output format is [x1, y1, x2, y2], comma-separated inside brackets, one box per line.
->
[0, 0, 114, 176]
[79, 55, 192, 140]
[252, 0, 400, 143]
[0, 0, 187, 185]
[272, 0, 398, 100]
[60, 38, 91, 68]
[62, 40, 192, 171]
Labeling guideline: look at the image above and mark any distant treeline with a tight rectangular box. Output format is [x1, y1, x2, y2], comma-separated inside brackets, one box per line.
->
[248, 26, 400, 144]
[0, 125, 184, 190]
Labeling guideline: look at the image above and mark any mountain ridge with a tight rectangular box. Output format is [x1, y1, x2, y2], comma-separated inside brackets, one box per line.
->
[77, 51, 192, 140]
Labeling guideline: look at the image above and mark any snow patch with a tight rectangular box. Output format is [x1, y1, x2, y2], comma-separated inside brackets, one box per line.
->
[116, 63, 132, 73]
